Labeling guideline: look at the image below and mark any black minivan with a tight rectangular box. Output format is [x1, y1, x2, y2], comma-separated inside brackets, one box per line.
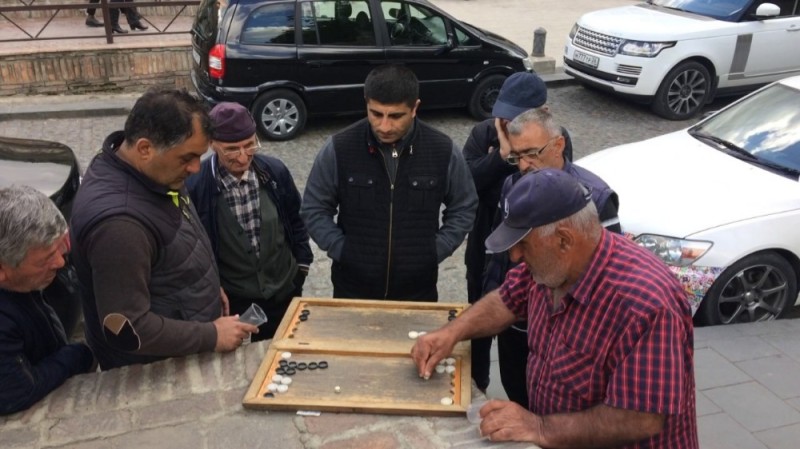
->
[191, 0, 532, 140]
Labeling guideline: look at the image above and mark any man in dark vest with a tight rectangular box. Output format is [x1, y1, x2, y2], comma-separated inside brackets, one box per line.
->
[70, 88, 258, 370]
[485, 106, 620, 408]
[301, 64, 477, 301]
[186, 102, 312, 340]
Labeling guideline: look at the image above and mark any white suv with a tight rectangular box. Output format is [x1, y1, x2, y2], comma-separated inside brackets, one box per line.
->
[563, 0, 800, 120]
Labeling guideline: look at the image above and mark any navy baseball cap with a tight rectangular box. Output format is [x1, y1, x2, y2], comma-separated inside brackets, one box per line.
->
[209, 102, 256, 142]
[491, 72, 547, 121]
[485, 169, 592, 253]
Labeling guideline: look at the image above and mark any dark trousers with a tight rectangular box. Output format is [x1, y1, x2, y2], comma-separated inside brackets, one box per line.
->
[467, 272, 492, 392]
[86, 0, 99, 15]
[87, 0, 141, 26]
[497, 324, 529, 409]
[227, 270, 306, 342]
[110, 0, 142, 26]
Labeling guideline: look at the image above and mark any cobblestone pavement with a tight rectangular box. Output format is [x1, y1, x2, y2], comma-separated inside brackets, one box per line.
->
[0, 84, 703, 303]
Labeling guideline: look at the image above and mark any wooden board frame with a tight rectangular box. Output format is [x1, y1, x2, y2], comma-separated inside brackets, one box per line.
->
[243, 297, 471, 416]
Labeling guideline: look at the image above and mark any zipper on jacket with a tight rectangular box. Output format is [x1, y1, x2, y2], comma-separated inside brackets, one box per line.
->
[378, 148, 397, 298]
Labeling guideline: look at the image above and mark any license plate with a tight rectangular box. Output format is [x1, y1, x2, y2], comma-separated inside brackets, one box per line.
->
[573, 50, 599, 69]
[192, 48, 201, 66]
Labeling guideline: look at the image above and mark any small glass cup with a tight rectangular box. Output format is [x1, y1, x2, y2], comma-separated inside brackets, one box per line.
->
[239, 303, 268, 326]
[467, 400, 488, 424]
[239, 303, 268, 344]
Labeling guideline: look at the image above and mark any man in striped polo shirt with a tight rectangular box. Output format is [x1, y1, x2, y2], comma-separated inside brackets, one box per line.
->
[412, 169, 697, 448]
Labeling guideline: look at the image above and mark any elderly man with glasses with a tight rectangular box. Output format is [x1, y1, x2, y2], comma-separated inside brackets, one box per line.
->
[484, 106, 620, 409]
[186, 102, 312, 341]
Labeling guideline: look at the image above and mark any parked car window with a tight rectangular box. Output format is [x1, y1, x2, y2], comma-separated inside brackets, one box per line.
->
[241, 2, 296, 45]
[382, 1, 447, 46]
[454, 24, 478, 46]
[193, 0, 224, 41]
[301, 0, 375, 45]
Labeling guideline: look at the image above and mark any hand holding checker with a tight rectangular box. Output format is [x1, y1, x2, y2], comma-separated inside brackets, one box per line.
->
[410, 328, 459, 380]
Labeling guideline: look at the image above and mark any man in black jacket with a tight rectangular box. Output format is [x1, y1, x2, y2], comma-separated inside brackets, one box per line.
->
[0, 186, 94, 415]
[186, 102, 312, 340]
[301, 64, 476, 301]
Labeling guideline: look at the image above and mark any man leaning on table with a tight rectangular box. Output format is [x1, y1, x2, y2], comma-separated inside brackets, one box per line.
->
[411, 169, 698, 448]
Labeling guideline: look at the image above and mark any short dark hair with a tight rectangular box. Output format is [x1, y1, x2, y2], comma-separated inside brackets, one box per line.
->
[364, 64, 418, 108]
[124, 88, 213, 152]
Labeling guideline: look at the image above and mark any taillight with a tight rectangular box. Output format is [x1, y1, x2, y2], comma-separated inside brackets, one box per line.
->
[209, 44, 225, 80]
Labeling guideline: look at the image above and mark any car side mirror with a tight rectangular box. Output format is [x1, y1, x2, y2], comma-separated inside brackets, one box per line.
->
[435, 32, 455, 55]
[752, 3, 780, 19]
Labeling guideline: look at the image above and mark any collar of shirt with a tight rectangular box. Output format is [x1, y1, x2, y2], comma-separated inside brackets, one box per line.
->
[217, 163, 257, 191]
[568, 229, 614, 307]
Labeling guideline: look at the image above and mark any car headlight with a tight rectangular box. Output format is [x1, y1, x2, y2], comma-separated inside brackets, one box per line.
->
[569, 23, 579, 40]
[618, 40, 675, 57]
[634, 234, 712, 267]
[522, 56, 533, 71]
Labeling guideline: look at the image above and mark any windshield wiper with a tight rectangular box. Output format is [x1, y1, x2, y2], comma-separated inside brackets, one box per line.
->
[690, 129, 800, 178]
[690, 130, 755, 159]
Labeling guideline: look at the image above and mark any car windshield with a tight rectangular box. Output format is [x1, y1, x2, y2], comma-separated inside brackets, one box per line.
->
[690, 83, 800, 174]
[648, 0, 751, 21]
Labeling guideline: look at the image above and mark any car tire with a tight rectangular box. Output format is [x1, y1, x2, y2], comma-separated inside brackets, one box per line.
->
[251, 89, 307, 141]
[651, 61, 711, 120]
[468, 74, 506, 120]
[699, 252, 797, 326]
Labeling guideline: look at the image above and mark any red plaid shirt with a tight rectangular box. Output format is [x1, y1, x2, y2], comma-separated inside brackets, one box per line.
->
[500, 230, 698, 449]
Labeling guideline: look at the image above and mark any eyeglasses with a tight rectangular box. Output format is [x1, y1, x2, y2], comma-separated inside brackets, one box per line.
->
[506, 138, 556, 165]
[218, 139, 262, 157]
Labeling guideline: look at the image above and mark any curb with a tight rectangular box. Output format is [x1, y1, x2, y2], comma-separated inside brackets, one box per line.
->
[0, 93, 140, 122]
[0, 72, 576, 122]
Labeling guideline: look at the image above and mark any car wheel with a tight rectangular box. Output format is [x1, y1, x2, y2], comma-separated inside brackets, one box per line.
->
[251, 89, 307, 141]
[468, 75, 506, 120]
[651, 61, 711, 120]
[699, 252, 797, 325]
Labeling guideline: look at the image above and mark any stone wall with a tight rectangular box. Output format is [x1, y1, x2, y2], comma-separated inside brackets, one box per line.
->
[0, 0, 197, 96]
[0, 46, 192, 96]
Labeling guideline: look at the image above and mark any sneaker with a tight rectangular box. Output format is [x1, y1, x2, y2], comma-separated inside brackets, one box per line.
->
[85, 16, 104, 28]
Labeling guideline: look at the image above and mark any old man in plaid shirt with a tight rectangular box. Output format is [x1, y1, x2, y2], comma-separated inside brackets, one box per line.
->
[412, 169, 697, 448]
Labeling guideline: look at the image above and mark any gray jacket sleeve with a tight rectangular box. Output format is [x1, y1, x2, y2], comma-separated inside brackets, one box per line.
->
[300, 137, 346, 261]
[436, 142, 478, 262]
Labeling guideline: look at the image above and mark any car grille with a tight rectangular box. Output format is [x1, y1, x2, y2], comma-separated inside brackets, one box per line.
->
[616, 64, 642, 75]
[573, 27, 621, 56]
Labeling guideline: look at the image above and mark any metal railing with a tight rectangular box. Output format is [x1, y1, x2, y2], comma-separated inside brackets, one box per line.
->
[0, 0, 198, 44]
